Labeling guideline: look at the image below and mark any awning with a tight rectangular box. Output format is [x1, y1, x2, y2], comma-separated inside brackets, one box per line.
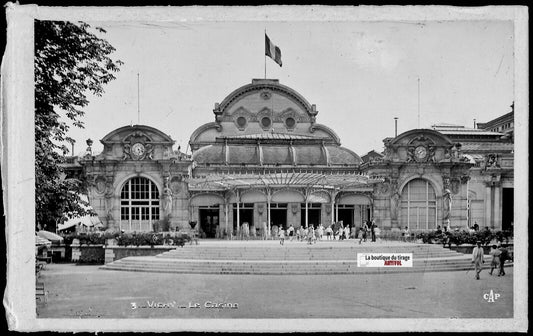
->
[37, 230, 64, 243]
[189, 171, 383, 191]
[35, 235, 52, 247]
[462, 154, 483, 164]
[58, 215, 102, 231]
[58, 194, 102, 231]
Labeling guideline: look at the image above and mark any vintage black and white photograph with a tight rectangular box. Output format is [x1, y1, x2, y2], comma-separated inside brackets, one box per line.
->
[2, 4, 528, 332]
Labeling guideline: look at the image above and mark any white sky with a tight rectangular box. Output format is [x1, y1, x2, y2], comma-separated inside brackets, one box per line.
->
[67, 19, 514, 156]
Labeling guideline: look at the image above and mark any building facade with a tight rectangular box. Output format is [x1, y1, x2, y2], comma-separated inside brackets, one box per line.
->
[67, 79, 514, 236]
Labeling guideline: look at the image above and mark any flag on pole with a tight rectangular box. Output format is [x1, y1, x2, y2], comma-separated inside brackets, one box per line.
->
[265, 33, 282, 67]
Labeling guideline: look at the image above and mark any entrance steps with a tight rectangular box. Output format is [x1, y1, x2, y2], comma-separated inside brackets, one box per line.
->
[100, 240, 513, 275]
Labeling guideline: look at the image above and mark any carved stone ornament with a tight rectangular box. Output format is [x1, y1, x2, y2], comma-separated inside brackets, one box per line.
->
[451, 178, 460, 194]
[406, 147, 416, 163]
[162, 177, 173, 215]
[122, 131, 154, 161]
[260, 90, 272, 100]
[460, 174, 470, 184]
[95, 176, 107, 194]
[104, 177, 114, 197]
[375, 182, 390, 195]
[428, 146, 437, 163]
[291, 204, 299, 214]
[170, 175, 183, 194]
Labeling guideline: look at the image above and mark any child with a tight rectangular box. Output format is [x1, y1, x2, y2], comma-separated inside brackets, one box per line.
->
[489, 244, 501, 275]
[279, 227, 285, 246]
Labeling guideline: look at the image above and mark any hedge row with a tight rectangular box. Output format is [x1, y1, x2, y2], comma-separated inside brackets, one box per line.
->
[61, 231, 191, 247]
[416, 229, 512, 246]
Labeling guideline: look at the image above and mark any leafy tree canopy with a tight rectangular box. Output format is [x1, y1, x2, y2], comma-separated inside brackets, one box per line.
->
[35, 20, 123, 231]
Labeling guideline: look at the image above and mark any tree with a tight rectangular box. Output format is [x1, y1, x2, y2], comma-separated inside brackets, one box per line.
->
[35, 20, 123, 231]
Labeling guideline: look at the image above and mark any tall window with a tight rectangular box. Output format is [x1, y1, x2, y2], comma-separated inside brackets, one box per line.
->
[400, 179, 437, 230]
[120, 177, 160, 231]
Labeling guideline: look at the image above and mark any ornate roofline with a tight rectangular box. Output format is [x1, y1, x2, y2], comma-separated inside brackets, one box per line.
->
[214, 79, 317, 118]
[101, 125, 175, 144]
[189, 122, 221, 146]
[331, 146, 363, 164]
[390, 128, 454, 147]
[309, 124, 341, 145]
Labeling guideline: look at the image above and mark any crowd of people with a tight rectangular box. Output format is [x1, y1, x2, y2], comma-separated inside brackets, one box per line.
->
[273, 219, 381, 245]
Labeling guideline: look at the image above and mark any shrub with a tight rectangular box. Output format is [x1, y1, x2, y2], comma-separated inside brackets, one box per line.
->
[78, 246, 105, 264]
[61, 232, 106, 245]
[415, 231, 441, 244]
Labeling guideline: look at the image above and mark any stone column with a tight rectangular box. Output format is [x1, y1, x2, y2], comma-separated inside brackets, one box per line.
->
[485, 184, 492, 229]
[236, 198, 240, 237]
[225, 202, 229, 239]
[305, 201, 309, 228]
[493, 183, 502, 230]
[266, 189, 271, 238]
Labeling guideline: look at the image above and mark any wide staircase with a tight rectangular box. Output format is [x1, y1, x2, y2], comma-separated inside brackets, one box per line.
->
[100, 240, 512, 275]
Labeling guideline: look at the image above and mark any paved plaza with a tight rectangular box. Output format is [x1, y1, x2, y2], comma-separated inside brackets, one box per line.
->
[37, 258, 513, 319]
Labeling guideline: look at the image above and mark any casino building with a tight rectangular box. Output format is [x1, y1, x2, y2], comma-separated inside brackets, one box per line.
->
[69, 79, 514, 237]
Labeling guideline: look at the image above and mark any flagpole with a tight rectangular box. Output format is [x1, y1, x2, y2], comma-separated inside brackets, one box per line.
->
[417, 77, 420, 128]
[264, 29, 267, 79]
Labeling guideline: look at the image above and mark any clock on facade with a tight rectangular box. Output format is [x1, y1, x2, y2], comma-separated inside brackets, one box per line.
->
[131, 142, 146, 158]
[414, 145, 427, 160]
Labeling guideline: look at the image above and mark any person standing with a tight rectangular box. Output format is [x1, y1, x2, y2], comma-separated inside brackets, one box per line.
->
[374, 226, 381, 242]
[370, 219, 376, 242]
[325, 225, 333, 240]
[307, 225, 315, 245]
[489, 244, 501, 275]
[402, 226, 409, 242]
[471, 241, 485, 280]
[242, 222, 250, 241]
[344, 225, 350, 241]
[363, 221, 369, 242]
[498, 244, 510, 276]
[278, 227, 285, 245]
[262, 221, 268, 240]
[317, 224, 324, 241]
[358, 226, 364, 244]
[287, 224, 295, 242]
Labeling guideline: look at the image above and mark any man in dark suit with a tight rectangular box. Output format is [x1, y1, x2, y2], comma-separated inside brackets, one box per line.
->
[498, 244, 510, 276]
[370, 219, 376, 242]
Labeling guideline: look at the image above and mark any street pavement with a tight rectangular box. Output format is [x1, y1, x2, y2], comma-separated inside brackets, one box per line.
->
[36, 262, 513, 319]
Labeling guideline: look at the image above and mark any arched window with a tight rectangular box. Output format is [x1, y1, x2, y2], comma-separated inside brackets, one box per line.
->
[400, 179, 437, 230]
[120, 177, 160, 231]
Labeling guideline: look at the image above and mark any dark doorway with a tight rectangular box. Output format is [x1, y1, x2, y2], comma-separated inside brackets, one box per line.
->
[502, 188, 514, 232]
[301, 207, 322, 229]
[271, 209, 287, 229]
[233, 203, 254, 231]
[338, 208, 354, 227]
[199, 208, 219, 238]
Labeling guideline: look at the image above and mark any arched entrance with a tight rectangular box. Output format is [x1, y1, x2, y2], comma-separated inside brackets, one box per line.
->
[399, 178, 437, 230]
[120, 177, 160, 231]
